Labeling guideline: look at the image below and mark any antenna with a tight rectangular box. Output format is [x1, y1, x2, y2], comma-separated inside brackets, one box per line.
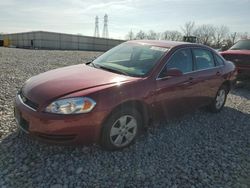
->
[102, 14, 109, 38]
[94, 16, 100, 37]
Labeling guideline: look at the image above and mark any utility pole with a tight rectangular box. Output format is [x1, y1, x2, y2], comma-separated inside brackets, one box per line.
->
[94, 16, 100, 37]
[102, 14, 109, 38]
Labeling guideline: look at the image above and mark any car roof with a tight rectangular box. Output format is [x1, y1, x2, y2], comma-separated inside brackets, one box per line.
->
[128, 40, 197, 48]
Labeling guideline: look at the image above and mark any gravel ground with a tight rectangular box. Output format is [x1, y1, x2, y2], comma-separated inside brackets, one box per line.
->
[0, 47, 249, 188]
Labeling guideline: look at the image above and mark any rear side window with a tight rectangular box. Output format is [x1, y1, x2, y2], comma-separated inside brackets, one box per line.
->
[166, 48, 193, 73]
[215, 54, 225, 66]
[193, 49, 215, 70]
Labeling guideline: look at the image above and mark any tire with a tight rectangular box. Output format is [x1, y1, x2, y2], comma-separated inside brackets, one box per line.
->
[100, 107, 142, 150]
[208, 85, 228, 113]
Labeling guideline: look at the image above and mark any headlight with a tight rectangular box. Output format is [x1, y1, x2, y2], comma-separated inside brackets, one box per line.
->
[45, 97, 96, 114]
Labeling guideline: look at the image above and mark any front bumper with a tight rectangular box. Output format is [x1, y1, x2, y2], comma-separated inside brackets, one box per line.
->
[14, 94, 108, 145]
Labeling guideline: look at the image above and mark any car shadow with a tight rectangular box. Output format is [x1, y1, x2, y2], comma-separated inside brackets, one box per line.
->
[231, 80, 250, 100]
[0, 106, 249, 187]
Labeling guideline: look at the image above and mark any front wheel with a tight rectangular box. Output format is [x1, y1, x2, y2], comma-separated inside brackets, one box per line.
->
[100, 108, 142, 150]
[208, 85, 228, 113]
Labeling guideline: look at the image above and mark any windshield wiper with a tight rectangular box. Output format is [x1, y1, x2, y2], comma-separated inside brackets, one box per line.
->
[86, 62, 130, 76]
[98, 65, 129, 76]
[86, 61, 98, 68]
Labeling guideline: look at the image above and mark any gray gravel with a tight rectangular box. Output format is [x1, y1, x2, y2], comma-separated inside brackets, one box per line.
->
[0, 47, 250, 188]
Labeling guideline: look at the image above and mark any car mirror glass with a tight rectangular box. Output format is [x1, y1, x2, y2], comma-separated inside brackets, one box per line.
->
[159, 68, 183, 79]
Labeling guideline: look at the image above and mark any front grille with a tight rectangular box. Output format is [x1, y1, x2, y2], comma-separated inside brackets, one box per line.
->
[19, 91, 39, 110]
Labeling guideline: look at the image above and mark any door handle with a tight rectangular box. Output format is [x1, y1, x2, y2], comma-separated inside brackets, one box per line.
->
[216, 71, 221, 76]
[187, 77, 193, 83]
[182, 77, 193, 86]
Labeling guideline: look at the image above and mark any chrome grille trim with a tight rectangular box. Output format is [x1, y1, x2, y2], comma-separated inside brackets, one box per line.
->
[18, 94, 37, 111]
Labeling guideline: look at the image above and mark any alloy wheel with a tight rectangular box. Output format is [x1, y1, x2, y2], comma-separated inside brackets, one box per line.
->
[215, 89, 226, 109]
[109, 115, 137, 147]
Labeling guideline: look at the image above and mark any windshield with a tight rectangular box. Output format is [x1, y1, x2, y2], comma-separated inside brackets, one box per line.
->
[230, 40, 250, 50]
[93, 43, 168, 77]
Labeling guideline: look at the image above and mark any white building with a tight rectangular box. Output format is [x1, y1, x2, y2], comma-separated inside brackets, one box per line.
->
[1, 31, 124, 51]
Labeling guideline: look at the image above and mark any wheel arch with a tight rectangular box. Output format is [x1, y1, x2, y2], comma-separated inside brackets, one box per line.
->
[101, 99, 151, 130]
[118, 100, 149, 125]
[221, 80, 231, 93]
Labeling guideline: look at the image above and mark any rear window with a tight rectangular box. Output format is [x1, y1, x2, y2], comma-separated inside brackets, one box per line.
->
[230, 40, 250, 50]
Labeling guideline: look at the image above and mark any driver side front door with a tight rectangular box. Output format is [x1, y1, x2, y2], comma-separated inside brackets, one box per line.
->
[152, 48, 201, 118]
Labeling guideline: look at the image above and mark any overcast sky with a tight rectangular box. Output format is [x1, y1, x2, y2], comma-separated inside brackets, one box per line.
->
[0, 0, 249, 39]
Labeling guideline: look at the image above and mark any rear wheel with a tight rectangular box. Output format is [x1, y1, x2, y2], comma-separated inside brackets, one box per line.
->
[101, 107, 142, 150]
[208, 85, 228, 113]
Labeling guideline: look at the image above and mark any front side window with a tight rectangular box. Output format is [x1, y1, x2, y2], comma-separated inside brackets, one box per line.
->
[93, 43, 168, 77]
[193, 49, 215, 70]
[165, 48, 193, 74]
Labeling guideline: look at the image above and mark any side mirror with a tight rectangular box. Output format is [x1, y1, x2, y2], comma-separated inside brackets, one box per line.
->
[165, 68, 183, 77]
[159, 68, 183, 79]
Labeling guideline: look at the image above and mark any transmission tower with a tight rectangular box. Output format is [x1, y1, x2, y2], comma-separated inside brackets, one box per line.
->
[94, 16, 100, 37]
[102, 14, 109, 38]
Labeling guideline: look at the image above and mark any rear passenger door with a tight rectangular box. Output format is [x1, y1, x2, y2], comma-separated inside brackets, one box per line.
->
[192, 48, 224, 105]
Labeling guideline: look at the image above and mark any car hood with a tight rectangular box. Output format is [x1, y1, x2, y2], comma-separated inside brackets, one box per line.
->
[220, 50, 250, 55]
[22, 64, 138, 105]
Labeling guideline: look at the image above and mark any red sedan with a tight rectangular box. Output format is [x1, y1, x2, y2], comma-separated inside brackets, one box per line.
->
[14, 40, 237, 150]
[220, 39, 250, 77]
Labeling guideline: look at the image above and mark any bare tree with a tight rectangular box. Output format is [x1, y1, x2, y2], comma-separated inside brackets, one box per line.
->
[214, 25, 229, 48]
[135, 30, 147, 39]
[147, 30, 158, 40]
[221, 32, 240, 49]
[240, 32, 249, 39]
[181, 21, 195, 36]
[194, 24, 215, 45]
[225, 32, 247, 48]
[229, 32, 239, 44]
[162, 30, 183, 41]
[156, 32, 162, 40]
[125, 30, 135, 40]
